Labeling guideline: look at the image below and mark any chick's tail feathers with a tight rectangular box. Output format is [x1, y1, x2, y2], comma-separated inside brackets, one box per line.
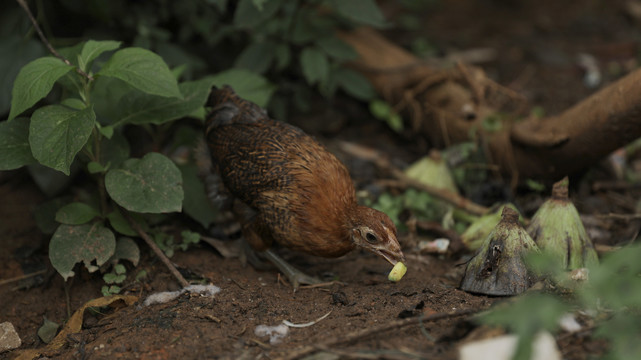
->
[205, 86, 267, 131]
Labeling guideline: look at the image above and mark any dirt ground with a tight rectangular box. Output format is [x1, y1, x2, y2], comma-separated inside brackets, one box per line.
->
[2, 0, 640, 359]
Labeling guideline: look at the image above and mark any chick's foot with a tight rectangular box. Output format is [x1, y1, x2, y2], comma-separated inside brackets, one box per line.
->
[261, 249, 322, 290]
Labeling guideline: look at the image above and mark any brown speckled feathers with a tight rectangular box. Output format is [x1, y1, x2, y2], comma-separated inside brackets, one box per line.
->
[204, 86, 358, 257]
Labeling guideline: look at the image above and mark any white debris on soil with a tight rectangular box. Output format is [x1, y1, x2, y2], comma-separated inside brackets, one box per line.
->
[183, 284, 221, 297]
[459, 331, 561, 360]
[282, 310, 332, 328]
[254, 324, 289, 345]
[143, 284, 221, 307]
[559, 313, 582, 333]
[418, 238, 450, 254]
[0, 322, 21, 353]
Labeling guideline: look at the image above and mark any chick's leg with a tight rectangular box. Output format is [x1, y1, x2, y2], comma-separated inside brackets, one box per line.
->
[260, 249, 322, 290]
[234, 200, 322, 289]
[241, 222, 321, 289]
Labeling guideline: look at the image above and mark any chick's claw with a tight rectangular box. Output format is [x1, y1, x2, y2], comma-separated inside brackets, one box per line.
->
[261, 249, 322, 291]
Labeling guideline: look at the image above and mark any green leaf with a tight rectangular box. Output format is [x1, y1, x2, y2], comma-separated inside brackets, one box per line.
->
[135, 270, 148, 281]
[300, 47, 329, 85]
[114, 263, 126, 274]
[327, 0, 387, 27]
[103, 272, 125, 284]
[60, 98, 86, 110]
[0, 117, 36, 170]
[100, 131, 130, 168]
[87, 161, 106, 174]
[386, 113, 404, 132]
[8, 57, 75, 120]
[181, 230, 200, 245]
[371, 100, 404, 132]
[105, 152, 183, 213]
[180, 164, 218, 228]
[37, 317, 59, 344]
[91, 76, 137, 124]
[113, 77, 215, 126]
[29, 105, 96, 175]
[478, 293, 569, 360]
[369, 99, 391, 119]
[113, 237, 140, 266]
[49, 223, 116, 281]
[234, 42, 275, 74]
[210, 69, 275, 107]
[34, 197, 71, 234]
[291, 9, 319, 45]
[594, 313, 641, 360]
[55, 202, 100, 225]
[233, 0, 283, 28]
[0, 37, 45, 115]
[106, 209, 138, 237]
[580, 243, 641, 310]
[334, 68, 376, 100]
[104, 285, 121, 295]
[316, 37, 358, 61]
[274, 43, 291, 70]
[482, 114, 503, 132]
[97, 48, 182, 98]
[79, 40, 121, 72]
[57, 42, 85, 68]
[98, 125, 114, 139]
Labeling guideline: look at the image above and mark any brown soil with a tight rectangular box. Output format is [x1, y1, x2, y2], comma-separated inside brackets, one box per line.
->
[1, 1, 638, 359]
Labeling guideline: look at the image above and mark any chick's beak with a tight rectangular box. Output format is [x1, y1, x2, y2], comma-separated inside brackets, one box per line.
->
[374, 227, 405, 265]
[376, 248, 404, 265]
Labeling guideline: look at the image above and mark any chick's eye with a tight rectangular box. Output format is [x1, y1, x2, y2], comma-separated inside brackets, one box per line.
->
[365, 232, 378, 243]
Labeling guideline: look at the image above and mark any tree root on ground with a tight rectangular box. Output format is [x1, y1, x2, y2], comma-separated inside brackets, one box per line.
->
[339, 27, 641, 182]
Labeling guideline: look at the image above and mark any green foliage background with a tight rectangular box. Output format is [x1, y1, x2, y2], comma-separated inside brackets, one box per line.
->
[0, 0, 388, 285]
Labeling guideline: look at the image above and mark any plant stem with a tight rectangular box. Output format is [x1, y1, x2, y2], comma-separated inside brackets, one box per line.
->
[15, 0, 93, 81]
[123, 210, 190, 288]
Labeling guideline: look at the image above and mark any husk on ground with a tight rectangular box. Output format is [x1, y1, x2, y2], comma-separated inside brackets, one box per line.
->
[460, 207, 539, 296]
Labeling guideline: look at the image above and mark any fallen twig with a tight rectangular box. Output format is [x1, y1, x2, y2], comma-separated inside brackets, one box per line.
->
[337, 140, 489, 216]
[299, 280, 346, 289]
[282, 308, 477, 360]
[595, 213, 641, 221]
[123, 210, 189, 288]
[0, 269, 46, 286]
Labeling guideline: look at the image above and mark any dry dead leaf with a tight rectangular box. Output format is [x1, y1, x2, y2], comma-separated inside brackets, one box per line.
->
[14, 294, 138, 360]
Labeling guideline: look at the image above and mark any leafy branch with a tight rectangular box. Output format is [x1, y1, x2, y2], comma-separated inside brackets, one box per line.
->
[15, 0, 93, 81]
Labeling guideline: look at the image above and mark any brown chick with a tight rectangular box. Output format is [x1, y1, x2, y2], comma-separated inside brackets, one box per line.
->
[203, 86, 404, 287]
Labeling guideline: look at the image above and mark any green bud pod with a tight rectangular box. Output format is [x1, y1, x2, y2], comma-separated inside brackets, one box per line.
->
[461, 204, 519, 251]
[527, 177, 599, 270]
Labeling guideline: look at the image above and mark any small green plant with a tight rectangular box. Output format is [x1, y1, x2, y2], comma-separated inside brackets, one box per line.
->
[154, 230, 201, 258]
[371, 188, 450, 229]
[102, 263, 127, 296]
[0, 38, 270, 283]
[479, 244, 641, 360]
[369, 99, 404, 132]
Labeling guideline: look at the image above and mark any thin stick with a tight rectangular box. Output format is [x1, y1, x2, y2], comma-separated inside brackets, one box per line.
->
[124, 211, 190, 288]
[15, 0, 93, 81]
[0, 269, 46, 286]
[595, 213, 641, 221]
[282, 308, 477, 360]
